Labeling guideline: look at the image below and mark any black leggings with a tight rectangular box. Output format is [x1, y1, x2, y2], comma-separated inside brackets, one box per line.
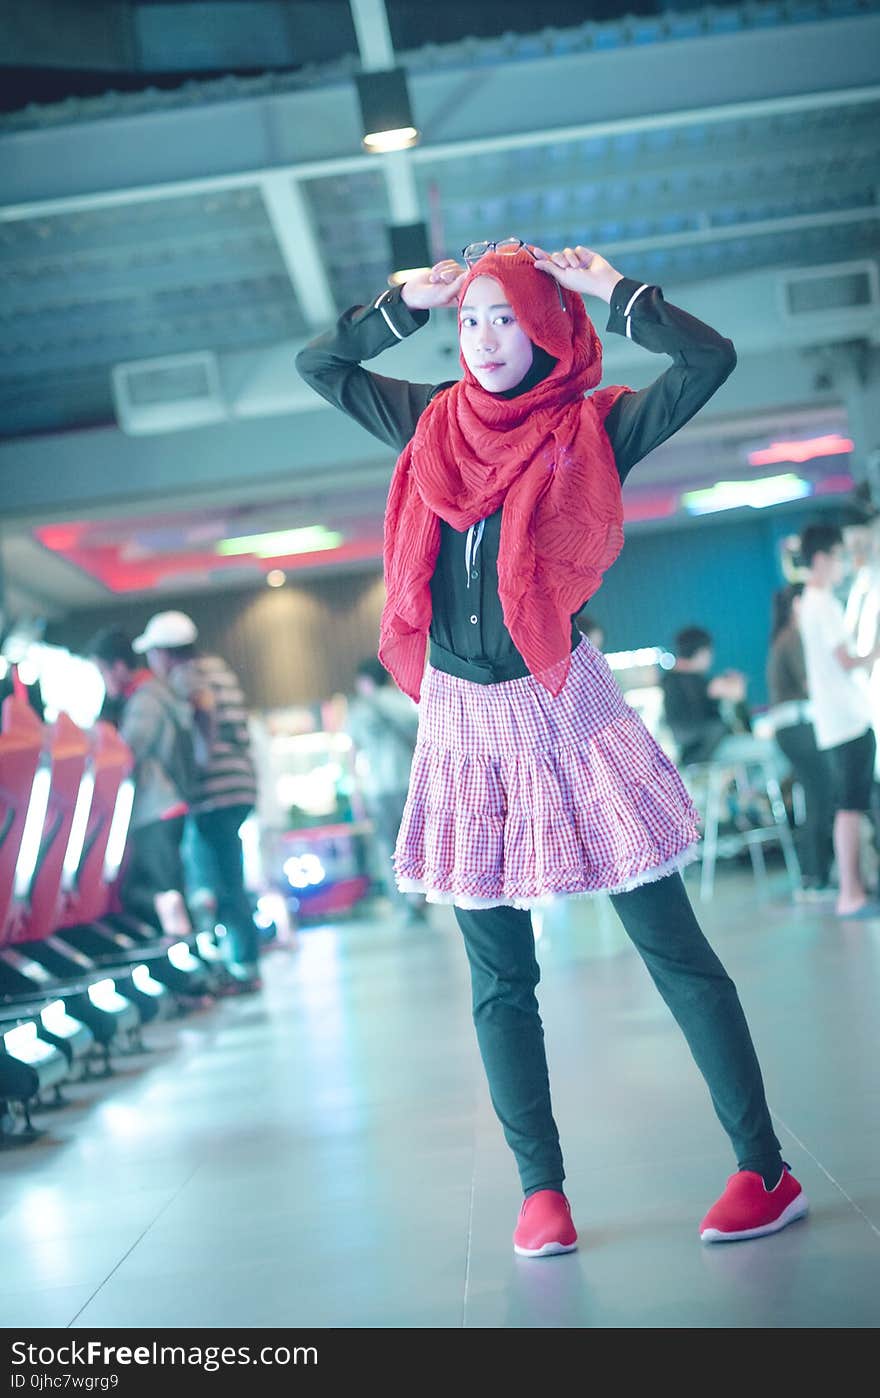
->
[120, 816, 187, 929]
[775, 721, 834, 885]
[454, 873, 781, 1194]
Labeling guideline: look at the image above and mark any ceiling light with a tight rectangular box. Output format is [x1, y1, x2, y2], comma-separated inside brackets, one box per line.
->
[748, 434, 854, 467]
[217, 526, 343, 558]
[388, 221, 432, 287]
[266, 569, 286, 588]
[355, 68, 419, 152]
[683, 474, 811, 516]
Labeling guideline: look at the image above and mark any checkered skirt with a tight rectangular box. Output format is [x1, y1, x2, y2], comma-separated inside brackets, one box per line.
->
[394, 637, 701, 909]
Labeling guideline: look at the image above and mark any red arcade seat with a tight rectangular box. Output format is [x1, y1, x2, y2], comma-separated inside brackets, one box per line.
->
[0, 696, 44, 944]
[59, 721, 133, 930]
[0, 707, 147, 1060]
[11, 713, 89, 946]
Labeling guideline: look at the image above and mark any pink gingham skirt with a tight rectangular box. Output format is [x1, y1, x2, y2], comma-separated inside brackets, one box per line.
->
[394, 637, 701, 909]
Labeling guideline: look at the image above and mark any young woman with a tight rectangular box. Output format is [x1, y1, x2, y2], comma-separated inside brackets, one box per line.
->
[297, 239, 806, 1255]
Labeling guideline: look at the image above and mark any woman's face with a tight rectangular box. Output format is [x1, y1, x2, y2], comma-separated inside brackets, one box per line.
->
[458, 275, 534, 393]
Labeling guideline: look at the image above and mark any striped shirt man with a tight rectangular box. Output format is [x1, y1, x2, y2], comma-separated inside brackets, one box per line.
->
[173, 654, 257, 814]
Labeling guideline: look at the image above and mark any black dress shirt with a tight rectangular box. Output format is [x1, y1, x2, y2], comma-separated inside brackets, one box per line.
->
[296, 278, 736, 684]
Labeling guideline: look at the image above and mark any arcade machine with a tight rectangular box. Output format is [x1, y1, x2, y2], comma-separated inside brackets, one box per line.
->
[0, 700, 143, 1065]
[253, 703, 372, 925]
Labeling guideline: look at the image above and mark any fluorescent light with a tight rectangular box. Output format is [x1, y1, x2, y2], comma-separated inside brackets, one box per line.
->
[132, 964, 164, 997]
[196, 932, 223, 962]
[217, 526, 342, 559]
[748, 433, 854, 467]
[255, 896, 275, 930]
[604, 646, 667, 671]
[4, 1020, 58, 1065]
[363, 125, 419, 152]
[388, 222, 432, 286]
[683, 474, 811, 516]
[167, 941, 201, 971]
[40, 1000, 83, 1036]
[283, 853, 326, 889]
[62, 772, 95, 888]
[87, 978, 129, 1012]
[102, 779, 134, 882]
[388, 264, 431, 286]
[355, 69, 419, 151]
[13, 765, 51, 900]
[16, 659, 39, 686]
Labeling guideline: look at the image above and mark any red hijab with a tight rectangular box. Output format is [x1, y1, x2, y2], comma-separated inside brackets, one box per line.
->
[379, 250, 631, 701]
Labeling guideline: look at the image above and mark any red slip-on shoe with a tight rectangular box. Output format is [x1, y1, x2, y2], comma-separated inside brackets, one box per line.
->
[700, 1167, 808, 1243]
[513, 1190, 578, 1258]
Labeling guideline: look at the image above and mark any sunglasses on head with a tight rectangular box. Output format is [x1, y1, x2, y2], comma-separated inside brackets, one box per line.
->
[461, 238, 567, 312]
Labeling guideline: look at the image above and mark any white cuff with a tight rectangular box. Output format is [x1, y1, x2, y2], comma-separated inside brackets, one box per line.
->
[374, 290, 406, 340]
[624, 283, 650, 318]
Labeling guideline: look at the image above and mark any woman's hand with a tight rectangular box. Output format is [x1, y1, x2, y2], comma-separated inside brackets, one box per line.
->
[531, 245, 623, 304]
[400, 259, 468, 310]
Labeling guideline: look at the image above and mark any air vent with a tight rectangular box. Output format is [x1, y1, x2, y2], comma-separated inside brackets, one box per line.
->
[780, 260, 879, 321]
[112, 351, 226, 434]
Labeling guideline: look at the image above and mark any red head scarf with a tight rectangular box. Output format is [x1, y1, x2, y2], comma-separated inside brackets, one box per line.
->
[379, 249, 631, 700]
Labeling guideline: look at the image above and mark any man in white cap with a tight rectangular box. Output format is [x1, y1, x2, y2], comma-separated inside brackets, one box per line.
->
[87, 622, 196, 938]
[134, 611, 261, 991]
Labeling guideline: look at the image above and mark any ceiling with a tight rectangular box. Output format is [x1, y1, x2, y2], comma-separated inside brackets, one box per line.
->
[1, 0, 879, 615]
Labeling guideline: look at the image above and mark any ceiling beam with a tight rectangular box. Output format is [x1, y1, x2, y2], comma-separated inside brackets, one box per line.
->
[599, 204, 880, 258]
[2, 85, 878, 225]
[349, 0, 394, 71]
[259, 173, 336, 326]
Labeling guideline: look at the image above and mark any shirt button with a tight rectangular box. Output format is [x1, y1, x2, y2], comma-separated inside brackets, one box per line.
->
[469, 614, 478, 625]
[471, 569, 479, 579]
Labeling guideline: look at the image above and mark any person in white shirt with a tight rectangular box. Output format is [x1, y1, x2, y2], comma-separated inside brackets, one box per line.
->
[844, 515, 880, 779]
[798, 523, 880, 918]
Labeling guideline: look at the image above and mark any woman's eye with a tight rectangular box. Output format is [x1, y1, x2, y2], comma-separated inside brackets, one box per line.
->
[493, 315, 512, 326]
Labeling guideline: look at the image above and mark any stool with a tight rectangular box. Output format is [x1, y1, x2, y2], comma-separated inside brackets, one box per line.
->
[683, 756, 802, 902]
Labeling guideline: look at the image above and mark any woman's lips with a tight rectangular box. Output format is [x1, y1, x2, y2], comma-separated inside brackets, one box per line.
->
[478, 362, 504, 372]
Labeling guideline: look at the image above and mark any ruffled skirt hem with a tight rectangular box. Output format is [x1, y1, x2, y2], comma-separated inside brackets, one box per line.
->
[396, 842, 700, 910]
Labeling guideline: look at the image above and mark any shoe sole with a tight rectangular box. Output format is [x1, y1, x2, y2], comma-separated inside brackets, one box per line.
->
[513, 1239, 578, 1257]
[700, 1191, 808, 1243]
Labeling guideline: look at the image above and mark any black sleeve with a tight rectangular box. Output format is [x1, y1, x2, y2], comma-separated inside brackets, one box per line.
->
[602, 278, 737, 482]
[295, 286, 442, 451]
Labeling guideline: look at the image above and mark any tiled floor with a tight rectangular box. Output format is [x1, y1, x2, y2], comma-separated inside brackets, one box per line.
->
[2, 868, 878, 1328]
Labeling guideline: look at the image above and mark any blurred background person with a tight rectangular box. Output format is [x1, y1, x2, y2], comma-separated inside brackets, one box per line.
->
[798, 523, 880, 918]
[346, 657, 427, 927]
[132, 611, 262, 991]
[86, 624, 194, 937]
[766, 584, 834, 900]
[844, 513, 880, 781]
[661, 625, 760, 765]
